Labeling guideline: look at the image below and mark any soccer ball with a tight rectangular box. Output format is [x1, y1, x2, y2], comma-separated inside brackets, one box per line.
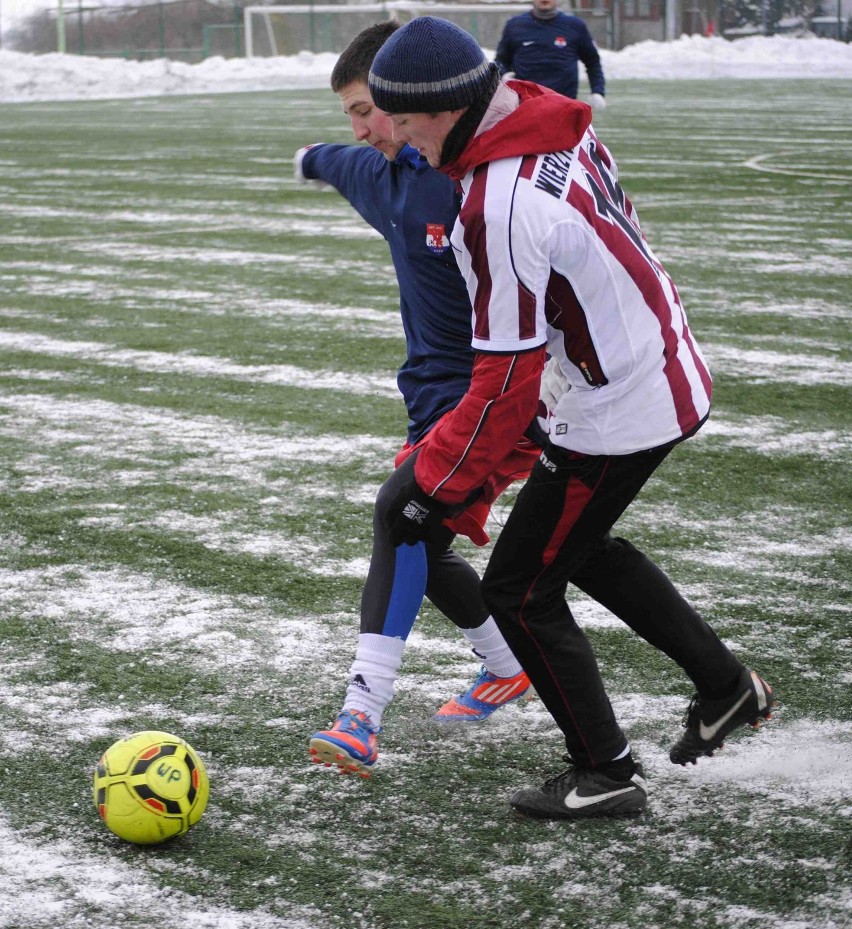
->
[93, 730, 209, 845]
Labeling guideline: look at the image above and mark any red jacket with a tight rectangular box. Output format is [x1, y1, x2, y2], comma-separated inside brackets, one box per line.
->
[415, 84, 591, 504]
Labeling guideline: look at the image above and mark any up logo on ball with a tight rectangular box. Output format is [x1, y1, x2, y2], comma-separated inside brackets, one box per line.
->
[152, 758, 188, 796]
[93, 730, 209, 845]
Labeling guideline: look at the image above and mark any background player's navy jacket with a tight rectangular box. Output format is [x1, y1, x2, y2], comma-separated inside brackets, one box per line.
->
[495, 12, 605, 99]
[300, 143, 473, 444]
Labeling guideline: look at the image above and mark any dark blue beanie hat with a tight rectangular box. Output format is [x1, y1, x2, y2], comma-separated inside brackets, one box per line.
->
[368, 16, 493, 114]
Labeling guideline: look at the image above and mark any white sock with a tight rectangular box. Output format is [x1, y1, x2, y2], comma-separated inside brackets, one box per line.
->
[462, 616, 523, 678]
[342, 633, 405, 728]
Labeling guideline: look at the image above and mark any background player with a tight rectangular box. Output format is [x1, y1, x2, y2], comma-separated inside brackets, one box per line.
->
[496, 0, 606, 108]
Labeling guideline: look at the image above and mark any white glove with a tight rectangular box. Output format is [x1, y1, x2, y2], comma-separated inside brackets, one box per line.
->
[539, 357, 570, 414]
[500, 71, 516, 82]
[294, 145, 331, 190]
[589, 93, 607, 111]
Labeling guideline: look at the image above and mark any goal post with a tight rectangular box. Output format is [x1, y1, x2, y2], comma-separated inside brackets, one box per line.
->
[243, 3, 533, 58]
[244, 4, 386, 57]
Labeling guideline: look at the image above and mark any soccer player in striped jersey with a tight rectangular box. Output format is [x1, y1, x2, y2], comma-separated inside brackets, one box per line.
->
[368, 18, 775, 818]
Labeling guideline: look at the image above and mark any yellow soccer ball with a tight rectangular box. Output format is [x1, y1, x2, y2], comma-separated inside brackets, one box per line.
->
[93, 730, 209, 845]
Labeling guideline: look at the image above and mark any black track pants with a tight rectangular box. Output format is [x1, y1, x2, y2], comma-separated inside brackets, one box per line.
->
[481, 439, 743, 767]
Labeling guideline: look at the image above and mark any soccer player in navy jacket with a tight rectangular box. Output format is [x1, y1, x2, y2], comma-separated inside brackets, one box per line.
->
[496, 0, 606, 108]
[296, 23, 540, 777]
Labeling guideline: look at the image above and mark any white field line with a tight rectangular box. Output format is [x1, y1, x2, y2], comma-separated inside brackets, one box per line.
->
[743, 151, 852, 182]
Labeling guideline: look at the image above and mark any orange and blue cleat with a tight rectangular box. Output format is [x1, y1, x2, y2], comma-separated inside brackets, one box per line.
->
[309, 710, 380, 777]
[433, 667, 531, 722]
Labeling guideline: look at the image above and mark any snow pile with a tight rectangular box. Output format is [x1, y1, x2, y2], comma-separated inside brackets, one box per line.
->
[0, 33, 850, 103]
[602, 32, 852, 79]
[0, 47, 339, 102]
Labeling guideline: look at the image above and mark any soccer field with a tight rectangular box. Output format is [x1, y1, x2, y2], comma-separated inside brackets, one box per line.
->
[0, 79, 850, 929]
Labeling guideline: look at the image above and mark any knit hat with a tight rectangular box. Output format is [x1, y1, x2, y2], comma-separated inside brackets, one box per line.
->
[368, 16, 494, 114]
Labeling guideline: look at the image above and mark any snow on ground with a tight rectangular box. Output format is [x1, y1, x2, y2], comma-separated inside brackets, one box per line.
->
[0, 33, 851, 104]
[0, 814, 321, 929]
[1, 28, 849, 929]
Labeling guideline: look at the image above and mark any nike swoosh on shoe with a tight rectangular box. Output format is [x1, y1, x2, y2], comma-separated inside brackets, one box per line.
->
[698, 690, 751, 741]
[563, 785, 639, 810]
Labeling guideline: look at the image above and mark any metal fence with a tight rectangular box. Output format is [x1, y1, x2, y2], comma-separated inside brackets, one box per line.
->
[14, 0, 245, 61]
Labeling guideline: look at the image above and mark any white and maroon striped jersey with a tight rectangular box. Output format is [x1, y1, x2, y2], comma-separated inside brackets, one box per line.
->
[451, 125, 712, 456]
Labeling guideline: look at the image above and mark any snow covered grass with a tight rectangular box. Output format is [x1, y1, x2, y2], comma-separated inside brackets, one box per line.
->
[0, 78, 850, 929]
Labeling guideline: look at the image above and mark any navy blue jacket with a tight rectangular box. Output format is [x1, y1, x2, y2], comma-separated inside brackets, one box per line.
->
[300, 143, 473, 445]
[495, 12, 605, 99]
